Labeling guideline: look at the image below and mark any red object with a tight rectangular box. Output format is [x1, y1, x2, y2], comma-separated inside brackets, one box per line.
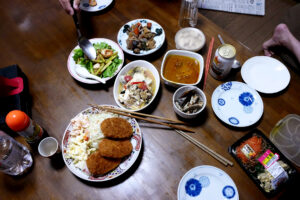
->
[203, 37, 215, 90]
[131, 82, 148, 90]
[124, 75, 132, 82]
[147, 22, 152, 29]
[0, 76, 24, 97]
[134, 27, 139, 35]
[5, 110, 30, 132]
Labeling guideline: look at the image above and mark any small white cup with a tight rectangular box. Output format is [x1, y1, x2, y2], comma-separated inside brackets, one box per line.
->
[38, 137, 60, 158]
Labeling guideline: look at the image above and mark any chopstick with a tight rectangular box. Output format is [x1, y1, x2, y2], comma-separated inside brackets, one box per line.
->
[175, 130, 233, 167]
[95, 105, 186, 125]
[90, 104, 195, 133]
[203, 37, 215, 90]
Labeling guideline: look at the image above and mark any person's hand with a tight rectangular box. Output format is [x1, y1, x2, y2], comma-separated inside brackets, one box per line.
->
[59, 0, 81, 15]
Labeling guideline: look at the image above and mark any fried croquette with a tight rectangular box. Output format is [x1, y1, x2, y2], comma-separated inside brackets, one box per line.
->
[86, 151, 121, 176]
[98, 138, 133, 158]
[101, 117, 133, 139]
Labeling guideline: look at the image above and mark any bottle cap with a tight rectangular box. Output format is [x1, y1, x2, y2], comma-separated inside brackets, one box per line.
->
[5, 110, 30, 132]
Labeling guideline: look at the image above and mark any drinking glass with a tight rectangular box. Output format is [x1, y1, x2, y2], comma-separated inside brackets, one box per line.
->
[178, 0, 198, 28]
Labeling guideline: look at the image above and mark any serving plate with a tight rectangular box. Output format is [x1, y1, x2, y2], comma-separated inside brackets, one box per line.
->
[67, 38, 124, 84]
[62, 105, 142, 182]
[241, 56, 290, 94]
[117, 19, 165, 56]
[177, 165, 239, 200]
[211, 81, 264, 127]
[80, 0, 113, 12]
[113, 60, 160, 111]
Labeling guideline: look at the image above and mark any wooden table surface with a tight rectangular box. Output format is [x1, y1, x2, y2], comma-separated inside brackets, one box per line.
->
[0, 0, 299, 199]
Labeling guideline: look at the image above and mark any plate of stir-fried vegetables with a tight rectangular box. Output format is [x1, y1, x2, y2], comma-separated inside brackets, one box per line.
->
[68, 38, 124, 84]
[117, 19, 165, 56]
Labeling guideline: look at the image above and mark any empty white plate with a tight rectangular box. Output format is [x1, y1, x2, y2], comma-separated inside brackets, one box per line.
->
[241, 56, 290, 94]
[177, 165, 239, 200]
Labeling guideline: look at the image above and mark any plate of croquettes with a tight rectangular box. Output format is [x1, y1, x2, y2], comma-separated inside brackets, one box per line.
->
[62, 105, 142, 182]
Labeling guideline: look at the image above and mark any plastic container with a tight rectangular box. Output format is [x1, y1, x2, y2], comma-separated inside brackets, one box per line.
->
[6, 110, 44, 144]
[228, 129, 297, 197]
[270, 114, 300, 167]
[175, 27, 206, 52]
[0, 130, 33, 175]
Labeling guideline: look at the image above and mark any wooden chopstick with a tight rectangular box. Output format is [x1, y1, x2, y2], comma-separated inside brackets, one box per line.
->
[96, 105, 186, 125]
[203, 37, 215, 90]
[175, 130, 233, 167]
[91, 104, 195, 133]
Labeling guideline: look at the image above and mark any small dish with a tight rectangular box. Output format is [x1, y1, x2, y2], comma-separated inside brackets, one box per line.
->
[67, 38, 124, 84]
[117, 19, 165, 56]
[211, 81, 264, 127]
[173, 86, 206, 119]
[161, 50, 204, 88]
[175, 27, 206, 52]
[80, 0, 113, 12]
[241, 56, 290, 94]
[113, 60, 160, 111]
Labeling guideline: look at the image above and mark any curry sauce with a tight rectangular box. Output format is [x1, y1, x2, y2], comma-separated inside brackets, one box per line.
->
[163, 55, 200, 84]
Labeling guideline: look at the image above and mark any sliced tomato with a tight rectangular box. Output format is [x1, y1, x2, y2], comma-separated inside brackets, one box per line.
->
[137, 82, 148, 90]
[124, 75, 132, 82]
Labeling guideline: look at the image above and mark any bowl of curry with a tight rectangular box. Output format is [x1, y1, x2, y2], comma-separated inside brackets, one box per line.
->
[161, 50, 204, 87]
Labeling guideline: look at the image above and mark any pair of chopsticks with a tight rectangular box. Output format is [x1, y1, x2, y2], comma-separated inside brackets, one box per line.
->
[175, 130, 233, 167]
[89, 104, 195, 133]
[203, 37, 215, 90]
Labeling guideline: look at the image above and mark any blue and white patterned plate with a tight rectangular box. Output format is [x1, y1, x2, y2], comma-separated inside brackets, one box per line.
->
[117, 19, 165, 56]
[211, 81, 264, 127]
[80, 0, 113, 12]
[177, 165, 239, 200]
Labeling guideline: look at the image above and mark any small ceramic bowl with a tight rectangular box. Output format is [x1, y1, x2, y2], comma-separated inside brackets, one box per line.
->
[175, 27, 206, 52]
[173, 85, 206, 119]
[161, 49, 204, 88]
[113, 60, 160, 111]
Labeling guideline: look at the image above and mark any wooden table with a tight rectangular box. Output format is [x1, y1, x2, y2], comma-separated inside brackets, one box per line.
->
[0, 0, 299, 199]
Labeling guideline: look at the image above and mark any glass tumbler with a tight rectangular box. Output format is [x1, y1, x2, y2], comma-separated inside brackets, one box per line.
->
[178, 0, 198, 28]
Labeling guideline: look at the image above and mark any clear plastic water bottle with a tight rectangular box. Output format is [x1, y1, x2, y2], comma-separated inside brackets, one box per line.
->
[0, 130, 33, 176]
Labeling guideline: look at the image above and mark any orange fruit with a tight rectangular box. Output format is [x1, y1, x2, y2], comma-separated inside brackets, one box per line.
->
[6, 110, 30, 132]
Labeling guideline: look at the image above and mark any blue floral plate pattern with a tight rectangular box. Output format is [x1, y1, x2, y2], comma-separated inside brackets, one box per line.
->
[177, 165, 239, 200]
[80, 0, 113, 12]
[117, 19, 165, 56]
[211, 81, 264, 127]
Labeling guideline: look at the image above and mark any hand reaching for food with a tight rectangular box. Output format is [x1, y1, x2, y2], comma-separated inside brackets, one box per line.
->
[59, 0, 81, 15]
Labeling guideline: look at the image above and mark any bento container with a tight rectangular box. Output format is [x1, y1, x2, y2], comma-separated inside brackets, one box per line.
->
[228, 129, 297, 197]
[270, 114, 300, 167]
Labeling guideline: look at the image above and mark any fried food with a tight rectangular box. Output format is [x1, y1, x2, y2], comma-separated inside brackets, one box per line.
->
[99, 138, 133, 158]
[101, 117, 133, 139]
[89, 0, 97, 7]
[86, 151, 121, 176]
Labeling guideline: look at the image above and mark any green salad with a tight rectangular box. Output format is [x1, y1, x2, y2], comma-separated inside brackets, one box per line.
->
[73, 42, 122, 78]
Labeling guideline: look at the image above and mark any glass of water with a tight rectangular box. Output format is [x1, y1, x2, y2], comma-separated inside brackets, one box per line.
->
[178, 0, 198, 28]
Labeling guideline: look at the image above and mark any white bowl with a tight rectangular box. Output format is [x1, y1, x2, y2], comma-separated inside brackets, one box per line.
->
[67, 38, 124, 84]
[113, 60, 160, 111]
[175, 27, 206, 52]
[173, 86, 206, 119]
[161, 49, 204, 88]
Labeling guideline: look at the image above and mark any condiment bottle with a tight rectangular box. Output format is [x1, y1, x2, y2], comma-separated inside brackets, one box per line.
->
[0, 130, 33, 175]
[5, 110, 44, 144]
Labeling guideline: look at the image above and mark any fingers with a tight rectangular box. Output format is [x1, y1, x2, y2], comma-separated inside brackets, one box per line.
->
[59, 0, 74, 15]
[73, 0, 81, 11]
[262, 38, 278, 56]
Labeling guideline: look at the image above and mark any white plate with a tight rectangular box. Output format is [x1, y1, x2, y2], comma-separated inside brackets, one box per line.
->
[211, 81, 264, 127]
[62, 105, 142, 182]
[80, 0, 113, 12]
[241, 56, 290, 94]
[113, 60, 160, 111]
[67, 38, 124, 84]
[117, 19, 165, 56]
[177, 165, 239, 200]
